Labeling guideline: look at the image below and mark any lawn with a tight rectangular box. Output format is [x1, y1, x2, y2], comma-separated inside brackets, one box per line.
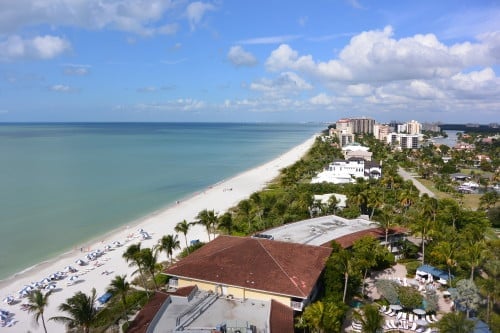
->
[417, 178, 480, 210]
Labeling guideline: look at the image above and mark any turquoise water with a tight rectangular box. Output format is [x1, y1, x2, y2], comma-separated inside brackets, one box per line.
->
[0, 123, 322, 280]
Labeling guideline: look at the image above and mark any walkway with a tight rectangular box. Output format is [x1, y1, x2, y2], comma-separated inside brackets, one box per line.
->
[398, 167, 436, 198]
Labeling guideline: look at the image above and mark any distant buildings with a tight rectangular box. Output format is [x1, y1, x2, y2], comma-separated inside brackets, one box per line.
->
[331, 117, 424, 150]
[332, 117, 375, 147]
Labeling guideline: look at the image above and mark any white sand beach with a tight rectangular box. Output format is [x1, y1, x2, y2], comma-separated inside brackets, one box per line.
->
[0, 134, 317, 332]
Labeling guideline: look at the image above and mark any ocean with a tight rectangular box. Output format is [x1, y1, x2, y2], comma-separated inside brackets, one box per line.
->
[0, 122, 323, 280]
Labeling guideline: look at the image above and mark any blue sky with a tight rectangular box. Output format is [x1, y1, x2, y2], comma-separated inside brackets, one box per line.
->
[0, 0, 499, 123]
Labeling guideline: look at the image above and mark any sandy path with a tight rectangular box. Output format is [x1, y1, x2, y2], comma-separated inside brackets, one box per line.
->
[0, 134, 317, 332]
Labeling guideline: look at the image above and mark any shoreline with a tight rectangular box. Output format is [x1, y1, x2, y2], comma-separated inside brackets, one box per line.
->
[0, 135, 309, 285]
[0, 134, 318, 332]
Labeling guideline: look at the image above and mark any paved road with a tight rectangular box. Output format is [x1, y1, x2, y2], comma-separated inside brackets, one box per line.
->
[398, 167, 436, 198]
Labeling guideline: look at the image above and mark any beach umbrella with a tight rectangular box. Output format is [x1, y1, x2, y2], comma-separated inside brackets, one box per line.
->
[104, 245, 112, 251]
[390, 304, 403, 311]
[68, 275, 79, 281]
[40, 278, 51, 285]
[2, 296, 14, 304]
[75, 259, 86, 266]
[112, 240, 122, 247]
[19, 290, 29, 297]
[31, 281, 43, 289]
[45, 284, 56, 291]
[413, 308, 426, 318]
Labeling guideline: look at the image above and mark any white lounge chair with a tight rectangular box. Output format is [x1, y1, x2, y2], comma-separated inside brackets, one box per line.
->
[396, 311, 403, 320]
[431, 314, 439, 322]
[410, 322, 417, 331]
[380, 305, 387, 313]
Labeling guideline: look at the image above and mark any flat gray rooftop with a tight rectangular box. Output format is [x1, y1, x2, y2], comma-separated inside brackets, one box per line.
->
[190, 297, 270, 332]
[151, 291, 270, 333]
[261, 215, 378, 246]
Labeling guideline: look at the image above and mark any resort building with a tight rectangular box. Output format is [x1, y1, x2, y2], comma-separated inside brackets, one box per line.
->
[373, 123, 392, 142]
[333, 117, 375, 146]
[397, 120, 422, 135]
[311, 158, 382, 184]
[342, 142, 373, 161]
[165, 235, 332, 312]
[386, 133, 422, 150]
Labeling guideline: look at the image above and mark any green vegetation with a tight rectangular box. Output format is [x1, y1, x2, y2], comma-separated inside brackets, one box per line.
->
[44, 130, 499, 332]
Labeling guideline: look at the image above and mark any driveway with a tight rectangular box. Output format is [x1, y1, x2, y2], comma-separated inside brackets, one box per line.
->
[398, 167, 436, 198]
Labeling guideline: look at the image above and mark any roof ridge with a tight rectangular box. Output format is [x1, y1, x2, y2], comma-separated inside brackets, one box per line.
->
[257, 239, 306, 297]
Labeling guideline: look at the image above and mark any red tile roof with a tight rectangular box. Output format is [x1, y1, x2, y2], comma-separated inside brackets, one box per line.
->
[165, 235, 332, 299]
[322, 226, 408, 248]
[270, 299, 294, 333]
[127, 292, 169, 333]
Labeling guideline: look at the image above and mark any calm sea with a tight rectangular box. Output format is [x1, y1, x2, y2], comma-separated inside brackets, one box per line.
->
[0, 123, 323, 280]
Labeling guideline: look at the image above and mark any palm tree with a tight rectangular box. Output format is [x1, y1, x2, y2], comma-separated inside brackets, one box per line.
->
[337, 248, 354, 303]
[378, 205, 394, 245]
[107, 275, 131, 325]
[26, 290, 51, 333]
[462, 240, 487, 281]
[50, 288, 98, 333]
[352, 304, 384, 333]
[156, 234, 180, 264]
[138, 248, 161, 290]
[217, 212, 234, 235]
[431, 241, 457, 283]
[174, 219, 191, 250]
[122, 243, 149, 295]
[301, 301, 345, 333]
[367, 187, 384, 220]
[193, 209, 218, 241]
[433, 312, 474, 333]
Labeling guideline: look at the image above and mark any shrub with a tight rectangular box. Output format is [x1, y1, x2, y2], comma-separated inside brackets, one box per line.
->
[397, 286, 423, 309]
[405, 261, 421, 277]
[374, 279, 399, 304]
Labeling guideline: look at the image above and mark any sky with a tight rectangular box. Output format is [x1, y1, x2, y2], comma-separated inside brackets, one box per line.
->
[0, 0, 499, 123]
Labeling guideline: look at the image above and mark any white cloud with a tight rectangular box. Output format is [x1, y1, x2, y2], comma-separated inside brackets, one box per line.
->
[0, 0, 175, 36]
[249, 72, 312, 97]
[50, 84, 72, 92]
[265, 26, 500, 83]
[347, 0, 365, 10]
[227, 46, 257, 67]
[157, 23, 179, 35]
[345, 83, 373, 96]
[63, 64, 90, 76]
[186, 2, 215, 31]
[298, 16, 308, 27]
[0, 34, 70, 61]
[237, 35, 301, 45]
[33, 35, 70, 59]
[135, 99, 205, 111]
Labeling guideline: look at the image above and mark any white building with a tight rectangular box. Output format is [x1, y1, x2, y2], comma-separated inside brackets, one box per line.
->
[386, 133, 422, 149]
[342, 143, 373, 161]
[311, 159, 381, 184]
